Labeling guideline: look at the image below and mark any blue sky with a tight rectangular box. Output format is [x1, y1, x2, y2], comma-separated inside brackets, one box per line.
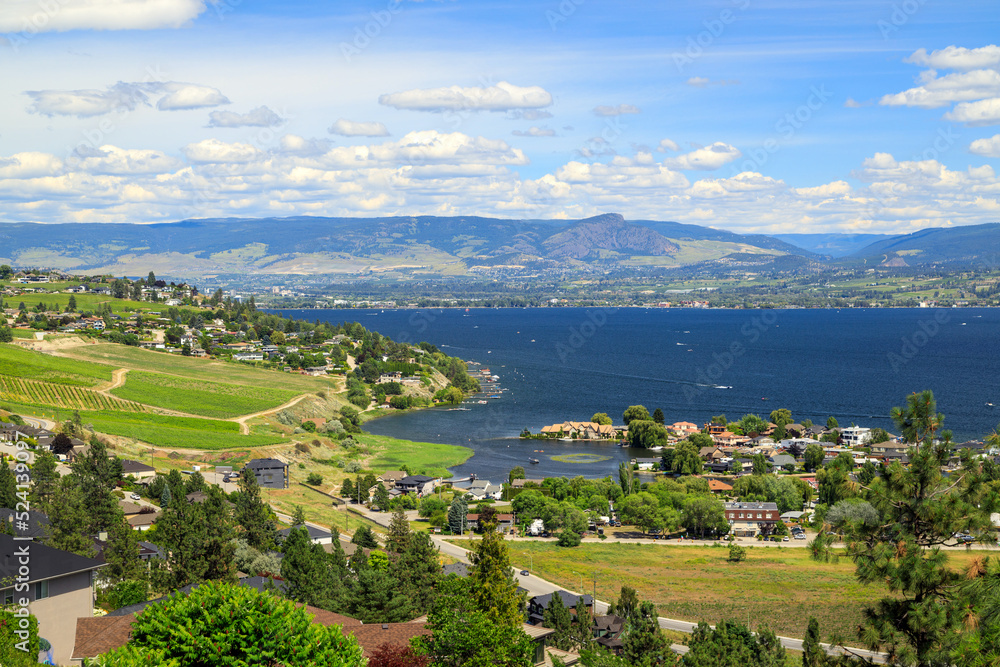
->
[2, 0, 999, 233]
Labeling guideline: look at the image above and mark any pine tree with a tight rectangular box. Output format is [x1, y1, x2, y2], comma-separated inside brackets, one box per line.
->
[373, 483, 390, 510]
[234, 469, 276, 551]
[447, 495, 468, 535]
[652, 408, 665, 425]
[160, 484, 172, 506]
[341, 477, 355, 499]
[291, 504, 306, 526]
[151, 488, 237, 592]
[281, 525, 336, 608]
[351, 525, 379, 549]
[802, 617, 825, 667]
[70, 438, 122, 533]
[386, 505, 411, 553]
[621, 601, 672, 666]
[347, 552, 416, 623]
[544, 593, 575, 650]
[41, 477, 97, 557]
[103, 515, 144, 584]
[395, 530, 441, 614]
[468, 512, 523, 627]
[0, 464, 16, 510]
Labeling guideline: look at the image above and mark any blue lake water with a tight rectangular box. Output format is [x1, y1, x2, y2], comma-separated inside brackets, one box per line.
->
[274, 307, 1000, 481]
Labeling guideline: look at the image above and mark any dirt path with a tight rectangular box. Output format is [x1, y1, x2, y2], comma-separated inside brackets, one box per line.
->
[233, 393, 313, 435]
[98, 367, 129, 393]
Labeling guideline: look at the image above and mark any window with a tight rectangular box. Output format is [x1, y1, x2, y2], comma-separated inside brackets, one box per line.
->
[738, 513, 744, 519]
[757, 513, 762, 519]
[35, 581, 49, 600]
[1, 588, 13, 605]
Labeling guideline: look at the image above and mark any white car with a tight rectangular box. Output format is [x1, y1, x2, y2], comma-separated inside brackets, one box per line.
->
[130, 493, 141, 501]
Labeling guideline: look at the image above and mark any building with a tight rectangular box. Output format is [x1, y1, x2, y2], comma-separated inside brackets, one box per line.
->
[466, 513, 515, 533]
[840, 426, 871, 447]
[527, 590, 594, 625]
[121, 459, 156, 481]
[395, 474, 437, 496]
[723, 501, 780, 537]
[277, 524, 334, 545]
[538, 421, 618, 440]
[244, 458, 289, 489]
[1, 534, 107, 665]
[633, 457, 660, 471]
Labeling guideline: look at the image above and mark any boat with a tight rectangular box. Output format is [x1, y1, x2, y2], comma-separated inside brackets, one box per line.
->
[528, 458, 540, 464]
[559, 437, 574, 442]
[477, 400, 488, 404]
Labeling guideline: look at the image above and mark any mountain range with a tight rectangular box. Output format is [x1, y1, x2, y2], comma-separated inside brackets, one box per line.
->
[0, 214, 996, 278]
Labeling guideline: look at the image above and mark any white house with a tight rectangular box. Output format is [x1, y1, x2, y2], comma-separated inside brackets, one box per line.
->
[840, 427, 871, 447]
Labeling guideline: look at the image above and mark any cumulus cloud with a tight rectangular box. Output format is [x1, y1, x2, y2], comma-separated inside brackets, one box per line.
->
[512, 126, 555, 137]
[844, 97, 871, 108]
[0, 0, 208, 33]
[152, 82, 229, 110]
[70, 145, 182, 174]
[182, 138, 261, 164]
[278, 134, 331, 156]
[208, 106, 284, 128]
[378, 81, 552, 112]
[944, 97, 1000, 126]
[969, 134, 1000, 157]
[657, 139, 680, 153]
[880, 69, 1000, 108]
[905, 45, 1000, 71]
[25, 80, 228, 117]
[328, 119, 390, 137]
[507, 109, 553, 120]
[664, 142, 742, 170]
[592, 104, 640, 117]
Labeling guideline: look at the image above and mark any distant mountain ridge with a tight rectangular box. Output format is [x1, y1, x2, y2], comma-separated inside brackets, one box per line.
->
[0, 215, 996, 277]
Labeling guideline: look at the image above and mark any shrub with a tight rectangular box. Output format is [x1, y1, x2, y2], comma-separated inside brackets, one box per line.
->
[345, 461, 362, 473]
[306, 473, 323, 486]
[557, 531, 582, 547]
[728, 543, 747, 562]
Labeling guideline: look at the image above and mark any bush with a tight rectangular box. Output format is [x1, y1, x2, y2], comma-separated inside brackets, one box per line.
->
[300, 421, 317, 433]
[557, 531, 582, 547]
[728, 543, 747, 562]
[306, 473, 323, 486]
[345, 461, 362, 473]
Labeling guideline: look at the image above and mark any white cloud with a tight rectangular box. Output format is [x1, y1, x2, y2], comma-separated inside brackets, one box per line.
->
[944, 97, 1000, 126]
[794, 181, 852, 198]
[664, 143, 741, 171]
[879, 69, 1000, 108]
[208, 106, 284, 128]
[24, 80, 227, 117]
[969, 134, 1000, 157]
[0, 0, 208, 33]
[512, 126, 555, 138]
[278, 134, 331, 157]
[592, 104, 641, 117]
[328, 119, 390, 137]
[71, 145, 182, 174]
[25, 82, 148, 117]
[0, 152, 63, 179]
[656, 139, 680, 153]
[153, 82, 229, 110]
[905, 45, 1000, 71]
[378, 81, 552, 112]
[844, 97, 871, 108]
[182, 139, 261, 164]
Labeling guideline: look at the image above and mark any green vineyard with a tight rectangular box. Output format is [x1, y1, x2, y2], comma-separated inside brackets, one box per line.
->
[0, 376, 148, 413]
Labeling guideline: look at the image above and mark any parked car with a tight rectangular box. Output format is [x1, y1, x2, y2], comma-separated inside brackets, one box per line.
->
[520, 570, 529, 576]
[129, 493, 141, 501]
[794, 533, 807, 540]
[782, 536, 790, 542]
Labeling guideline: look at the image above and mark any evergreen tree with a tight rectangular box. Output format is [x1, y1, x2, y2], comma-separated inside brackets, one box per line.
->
[150, 488, 237, 592]
[291, 504, 306, 526]
[281, 525, 342, 610]
[447, 495, 468, 534]
[683, 619, 786, 667]
[341, 477, 355, 499]
[0, 464, 16, 510]
[185, 471, 207, 494]
[165, 468, 185, 500]
[622, 601, 671, 666]
[573, 596, 594, 652]
[373, 482, 390, 510]
[160, 484, 172, 506]
[70, 438, 122, 533]
[102, 514, 144, 584]
[468, 512, 523, 627]
[29, 450, 59, 506]
[802, 617, 825, 667]
[652, 408, 665, 425]
[351, 524, 379, 549]
[234, 469, 276, 551]
[347, 554, 416, 623]
[395, 530, 441, 614]
[544, 593, 575, 650]
[386, 505, 411, 553]
[41, 476, 99, 556]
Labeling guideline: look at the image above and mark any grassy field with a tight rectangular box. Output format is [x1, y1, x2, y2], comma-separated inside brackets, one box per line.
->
[79, 410, 285, 450]
[0, 375, 146, 412]
[483, 542, 986, 642]
[111, 370, 300, 418]
[360, 433, 473, 478]
[63, 343, 341, 394]
[0, 343, 113, 386]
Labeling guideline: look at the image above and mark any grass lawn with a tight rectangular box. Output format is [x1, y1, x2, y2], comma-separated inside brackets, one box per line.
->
[111, 370, 299, 418]
[359, 432, 473, 478]
[0, 343, 113, 386]
[471, 541, 986, 643]
[78, 410, 285, 450]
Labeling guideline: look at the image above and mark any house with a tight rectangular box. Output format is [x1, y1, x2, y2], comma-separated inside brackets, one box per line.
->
[723, 501, 780, 537]
[699, 446, 726, 461]
[121, 459, 156, 481]
[780, 511, 806, 523]
[396, 474, 437, 496]
[464, 479, 503, 500]
[0, 508, 50, 539]
[277, 524, 334, 545]
[593, 614, 626, 654]
[522, 623, 581, 665]
[1, 534, 107, 665]
[670, 421, 700, 437]
[377, 372, 403, 384]
[872, 441, 910, 456]
[377, 470, 407, 489]
[244, 458, 289, 489]
[233, 352, 264, 362]
[713, 431, 749, 447]
[527, 590, 594, 625]
[466, 513, 515, 533]
[511, 478, 545, 489]
[769, 454, 797, 469]
[840, 427, 871, 447]
[707, 479, 733, 495]
[633, 457, 660, 471]
[127, 511, 159, 531]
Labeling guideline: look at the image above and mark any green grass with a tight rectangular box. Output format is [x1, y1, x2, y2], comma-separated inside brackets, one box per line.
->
[359, 432, 473, 478]
[64, 343, 339, 393]
[111, 370, 299, 418]
[483, 542, 981, 642]
[79, 410, 285, 450]
[0, 343, 113, 386]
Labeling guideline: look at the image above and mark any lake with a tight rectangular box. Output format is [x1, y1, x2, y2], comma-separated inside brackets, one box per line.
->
[273, 307, 1000, 481]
